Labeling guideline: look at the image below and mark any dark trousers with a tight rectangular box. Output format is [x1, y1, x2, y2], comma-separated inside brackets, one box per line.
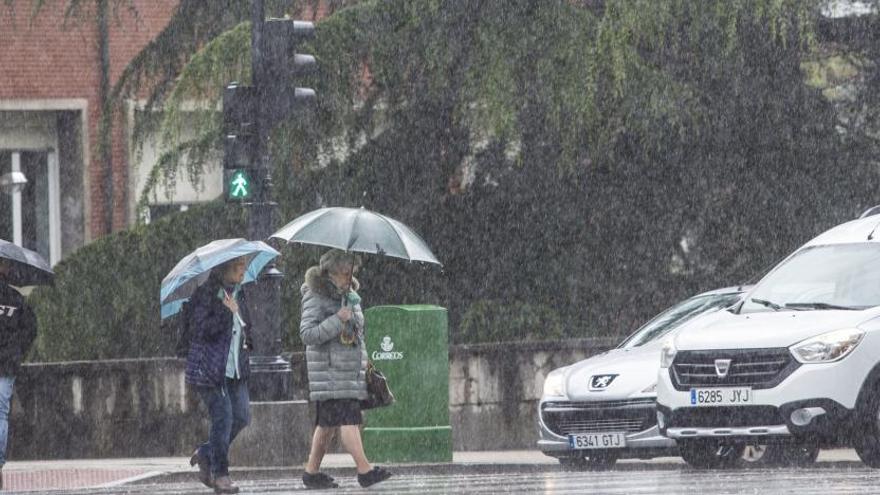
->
[196, 378, 250, 476]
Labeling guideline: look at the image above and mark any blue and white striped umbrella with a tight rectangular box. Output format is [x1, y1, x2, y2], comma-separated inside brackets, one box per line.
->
[160, 238, 279, 319]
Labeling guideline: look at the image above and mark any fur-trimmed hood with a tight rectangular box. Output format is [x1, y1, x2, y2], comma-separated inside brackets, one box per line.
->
[302, 266, 360, 299]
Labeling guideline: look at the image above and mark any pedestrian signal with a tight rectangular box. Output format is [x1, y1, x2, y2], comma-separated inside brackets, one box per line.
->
[224, 169, 253, 202]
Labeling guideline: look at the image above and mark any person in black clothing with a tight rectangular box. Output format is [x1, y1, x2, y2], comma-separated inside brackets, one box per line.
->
[0, 260, 37, 490]
[185, 257, 252, 495]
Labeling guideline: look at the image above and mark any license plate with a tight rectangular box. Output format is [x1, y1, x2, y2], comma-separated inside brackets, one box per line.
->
[689, 387, 752, 406]
[568, 432, 627, 449]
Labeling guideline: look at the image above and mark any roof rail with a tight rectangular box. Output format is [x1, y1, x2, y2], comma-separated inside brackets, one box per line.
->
[859, 205, 880, 219]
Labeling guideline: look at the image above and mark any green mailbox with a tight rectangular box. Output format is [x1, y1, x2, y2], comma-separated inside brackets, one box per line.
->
[362, 305, 452, 463]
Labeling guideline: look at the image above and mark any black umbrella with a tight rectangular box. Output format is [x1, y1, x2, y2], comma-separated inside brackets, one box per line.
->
[0, 239, 54, 286]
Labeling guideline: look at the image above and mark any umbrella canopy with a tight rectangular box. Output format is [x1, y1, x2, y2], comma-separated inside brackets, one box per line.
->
[160, 238, 280, 319]
[0, 239, 53, 287]
[270, 207, 441, 265]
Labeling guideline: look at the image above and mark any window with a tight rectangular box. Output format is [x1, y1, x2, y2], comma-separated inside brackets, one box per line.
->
[0, 150, 61, 264]
[618, 292, 742, 348]
[742, 243, 880, 312]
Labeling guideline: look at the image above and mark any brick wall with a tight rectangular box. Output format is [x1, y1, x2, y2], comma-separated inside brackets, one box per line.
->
[0, 0, 180, 239]
[1, 1, 341, 242]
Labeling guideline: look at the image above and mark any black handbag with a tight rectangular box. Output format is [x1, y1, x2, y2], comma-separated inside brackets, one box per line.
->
[361, 361, 395, 410]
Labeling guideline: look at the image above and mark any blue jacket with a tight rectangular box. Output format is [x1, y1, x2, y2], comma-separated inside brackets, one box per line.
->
[184, 278, 253, 388]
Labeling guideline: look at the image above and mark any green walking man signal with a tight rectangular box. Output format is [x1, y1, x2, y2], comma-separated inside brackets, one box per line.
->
[225, 169, 253, 201]
[231, 171, 249, 197]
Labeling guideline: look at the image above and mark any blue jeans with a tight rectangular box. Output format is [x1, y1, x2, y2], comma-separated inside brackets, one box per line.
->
[196, 378, 250, 476]
[0, 376, 15, 466]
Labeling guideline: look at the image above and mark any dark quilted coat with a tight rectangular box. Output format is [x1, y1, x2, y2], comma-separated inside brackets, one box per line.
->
[185, 277, 253, 388]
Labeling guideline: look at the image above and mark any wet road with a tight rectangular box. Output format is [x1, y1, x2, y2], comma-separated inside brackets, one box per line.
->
[32, 463, 880, 495]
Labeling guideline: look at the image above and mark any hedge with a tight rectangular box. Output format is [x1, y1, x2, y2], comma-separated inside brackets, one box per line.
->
[26, 201, 458, 361]
[29, 202, 247, 361]
[459, 300, 564, 343]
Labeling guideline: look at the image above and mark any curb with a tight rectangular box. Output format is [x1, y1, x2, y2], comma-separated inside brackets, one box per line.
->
[132, 458, 870, 485]
[134, 463, 569, 485]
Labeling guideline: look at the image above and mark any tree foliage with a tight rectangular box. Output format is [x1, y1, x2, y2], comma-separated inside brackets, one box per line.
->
[25, 0, 880, 356]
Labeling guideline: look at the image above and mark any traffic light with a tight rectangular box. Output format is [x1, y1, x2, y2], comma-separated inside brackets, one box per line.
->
[259, 18, 317, 126]
[223, 83, 259, 203]
[222, 18, 317, 204]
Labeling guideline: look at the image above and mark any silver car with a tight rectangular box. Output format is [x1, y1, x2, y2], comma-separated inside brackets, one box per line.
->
[537, 286, 747, 469]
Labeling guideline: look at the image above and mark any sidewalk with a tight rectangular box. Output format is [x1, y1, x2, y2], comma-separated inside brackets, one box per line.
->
[0, 449, 863, 492]
[0, 451, 554, 492]
[2, 458, 183, 492]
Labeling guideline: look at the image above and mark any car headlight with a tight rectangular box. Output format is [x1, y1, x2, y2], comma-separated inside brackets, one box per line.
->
[543, 369, 566, 397]
[790, 328, 865, 364]
[660, 339, 677, 368]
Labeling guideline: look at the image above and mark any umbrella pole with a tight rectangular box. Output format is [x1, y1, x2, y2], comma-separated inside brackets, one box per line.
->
[346, 255, 355, 328]
[347, 256, 354, 295]
[339, 255, 355, 344]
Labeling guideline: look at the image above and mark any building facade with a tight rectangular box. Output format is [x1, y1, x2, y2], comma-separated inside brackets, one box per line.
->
[0, 1, 182, 264]
[0, 1, 333, 265]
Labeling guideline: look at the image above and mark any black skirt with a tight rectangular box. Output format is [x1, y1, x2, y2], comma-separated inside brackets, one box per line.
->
[315, 399, 363, 427]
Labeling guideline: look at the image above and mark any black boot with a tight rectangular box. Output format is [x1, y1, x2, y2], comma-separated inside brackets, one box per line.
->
[358, 466, 392, 488]
[189, 449, 212, 488]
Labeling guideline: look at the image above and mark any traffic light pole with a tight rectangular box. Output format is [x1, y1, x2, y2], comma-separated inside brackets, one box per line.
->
[222, 0, 316, 401]
[243, 0, 290, 402]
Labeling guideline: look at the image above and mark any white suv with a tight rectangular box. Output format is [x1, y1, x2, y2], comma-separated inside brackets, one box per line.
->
[657, 211, 880, 468]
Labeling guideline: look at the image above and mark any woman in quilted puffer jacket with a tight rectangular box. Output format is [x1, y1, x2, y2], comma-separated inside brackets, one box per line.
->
[299, 249, 391, 489]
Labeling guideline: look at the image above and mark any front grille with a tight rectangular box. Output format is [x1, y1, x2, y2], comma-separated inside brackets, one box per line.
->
[670, 348, 799, 390]
[541, 398, 656, 436]
[668, 406, 784, 428]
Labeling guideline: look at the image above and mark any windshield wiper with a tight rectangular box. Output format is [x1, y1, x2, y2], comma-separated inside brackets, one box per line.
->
[751, 298, 783, 311]
[784, 302, 859, 311]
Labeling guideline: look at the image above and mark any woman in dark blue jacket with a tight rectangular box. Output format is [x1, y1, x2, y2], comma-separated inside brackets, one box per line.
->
[185, 257, 252, 494]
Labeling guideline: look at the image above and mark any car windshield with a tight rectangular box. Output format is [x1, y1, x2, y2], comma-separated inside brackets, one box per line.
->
[618, 292, 742, 348]
[742, 243, 880, 313]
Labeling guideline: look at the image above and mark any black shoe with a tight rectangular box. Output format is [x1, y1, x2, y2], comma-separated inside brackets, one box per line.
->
[190, 450, 213, 488]
[358, 467, 392, 488]
[302, 471, 339, 489]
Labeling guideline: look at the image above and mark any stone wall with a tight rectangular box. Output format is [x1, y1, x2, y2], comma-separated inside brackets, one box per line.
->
[8, 338, 615, 461]
[10, 358, 199, 459]
[448, 338, 615, 451]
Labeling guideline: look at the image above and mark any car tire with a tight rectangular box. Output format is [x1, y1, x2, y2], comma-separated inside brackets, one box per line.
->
[855, 386, 880, 467]
[741, 443, 818, 467]
[740, 444, 769, 465]
[679, 439, 744, 469]
[558, 451, 618, 471]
